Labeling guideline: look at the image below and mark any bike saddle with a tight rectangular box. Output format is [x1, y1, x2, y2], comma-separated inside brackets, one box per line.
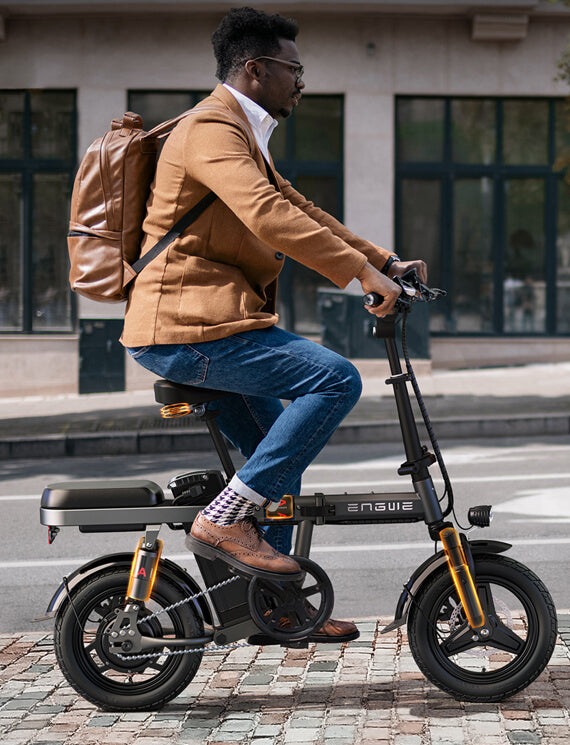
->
[154, 379, 233, 406]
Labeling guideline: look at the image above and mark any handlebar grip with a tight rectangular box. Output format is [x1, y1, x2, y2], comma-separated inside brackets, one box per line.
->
[364, 292, 383, 307]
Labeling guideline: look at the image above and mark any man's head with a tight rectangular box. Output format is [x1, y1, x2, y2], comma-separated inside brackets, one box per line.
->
[212, 6, 304, 119]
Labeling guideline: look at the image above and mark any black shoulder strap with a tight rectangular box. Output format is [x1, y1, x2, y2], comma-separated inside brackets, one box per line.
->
[131, 191, 217, 275]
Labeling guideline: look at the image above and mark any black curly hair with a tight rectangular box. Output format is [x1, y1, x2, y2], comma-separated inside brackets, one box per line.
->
[212, 6, 299, 82]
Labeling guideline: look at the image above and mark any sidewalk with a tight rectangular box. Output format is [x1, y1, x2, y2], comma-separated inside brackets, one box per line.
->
[1, 614, 570, 745]
[1, 361, 570, 460]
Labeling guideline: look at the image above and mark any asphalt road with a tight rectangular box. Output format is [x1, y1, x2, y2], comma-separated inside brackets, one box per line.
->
[1, 435, 570, 631]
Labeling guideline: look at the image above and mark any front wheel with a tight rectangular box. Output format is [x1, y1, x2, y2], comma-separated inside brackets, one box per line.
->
[54, 566, 205, 711]
[407, 554, 557, 702]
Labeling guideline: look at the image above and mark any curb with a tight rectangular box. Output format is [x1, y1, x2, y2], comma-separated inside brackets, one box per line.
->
[1, 412, 570, 460]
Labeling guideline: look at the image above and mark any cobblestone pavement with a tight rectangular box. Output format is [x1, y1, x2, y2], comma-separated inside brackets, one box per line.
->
[1, 616, 570, 745]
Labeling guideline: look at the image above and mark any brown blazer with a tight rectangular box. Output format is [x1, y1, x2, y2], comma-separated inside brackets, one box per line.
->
[121, 84, 393, 346]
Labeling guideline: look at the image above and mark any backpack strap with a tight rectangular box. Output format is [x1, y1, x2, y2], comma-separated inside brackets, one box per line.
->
[144, 104, 254, 141]
[131, 104, 256, 278]
[131, 191, 218, 275]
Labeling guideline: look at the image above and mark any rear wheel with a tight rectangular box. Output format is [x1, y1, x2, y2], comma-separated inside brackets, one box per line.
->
[407, 554, 557, 702]
[54, 567, 204, 711]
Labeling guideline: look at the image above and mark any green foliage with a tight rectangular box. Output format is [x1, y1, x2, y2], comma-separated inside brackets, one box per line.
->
[552, 0, 570, 85]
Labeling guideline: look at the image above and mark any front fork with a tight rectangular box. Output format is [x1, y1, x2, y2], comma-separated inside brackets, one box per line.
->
[380, 318, 487, 633]
[439, 525, 486, 630]
[417, 477, 487, 632]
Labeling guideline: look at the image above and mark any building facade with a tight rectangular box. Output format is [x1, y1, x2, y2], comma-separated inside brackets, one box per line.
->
[1, 0, 570, 396]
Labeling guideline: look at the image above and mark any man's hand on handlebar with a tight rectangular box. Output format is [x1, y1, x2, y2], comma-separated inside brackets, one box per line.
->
[387, 258, 427, 285]
[357, 262, 401, 317]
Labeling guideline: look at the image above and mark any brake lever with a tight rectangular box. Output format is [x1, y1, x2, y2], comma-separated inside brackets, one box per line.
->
[363, 271, 446, 310]
[400, 269, 447, 302]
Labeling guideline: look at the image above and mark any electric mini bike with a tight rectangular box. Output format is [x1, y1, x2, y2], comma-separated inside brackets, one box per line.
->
[39, 272, 557, 711]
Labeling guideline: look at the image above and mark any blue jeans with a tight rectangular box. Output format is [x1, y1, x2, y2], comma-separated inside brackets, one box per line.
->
[128, 326, 362, 553]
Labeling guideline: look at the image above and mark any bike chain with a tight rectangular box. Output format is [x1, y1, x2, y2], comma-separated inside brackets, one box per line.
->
[115, 574, 252, 661]
[137, 574, 240, 623]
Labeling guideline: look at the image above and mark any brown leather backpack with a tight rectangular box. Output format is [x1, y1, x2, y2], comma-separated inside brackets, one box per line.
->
[67, 110, 216, 302]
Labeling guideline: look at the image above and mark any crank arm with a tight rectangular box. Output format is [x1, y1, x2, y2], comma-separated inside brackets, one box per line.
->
[138, 633, 214, 650]
[109, 631, 214, 655]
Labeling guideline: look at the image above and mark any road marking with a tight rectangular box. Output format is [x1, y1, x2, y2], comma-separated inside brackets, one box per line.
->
[310, 537, 570, 552]
[5, 470, 570, 502]
[0, 495, 41, 501]
[302, 473, 570, 489]
[308, 446, 570, 470]
[2, 536, 570, 569]
[493, 487, 570, 517]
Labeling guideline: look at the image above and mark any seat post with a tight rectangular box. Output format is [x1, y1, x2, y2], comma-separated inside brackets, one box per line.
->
[204, 415, 236, 479]
[154, 379, 237, 481]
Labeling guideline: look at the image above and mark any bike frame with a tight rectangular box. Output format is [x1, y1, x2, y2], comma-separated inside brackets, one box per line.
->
[41, 309, 499, 640]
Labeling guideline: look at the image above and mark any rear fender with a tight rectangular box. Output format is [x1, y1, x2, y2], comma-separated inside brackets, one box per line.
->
[44, 552, 212, 624]
[381, 539, 511, 634]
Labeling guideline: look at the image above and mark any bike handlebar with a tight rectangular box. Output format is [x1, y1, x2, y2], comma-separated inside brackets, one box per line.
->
[363, 270, 446, 312]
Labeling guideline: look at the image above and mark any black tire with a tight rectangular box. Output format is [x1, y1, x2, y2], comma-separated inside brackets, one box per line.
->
[407, 554, 557, 702]
[54, 566, 205, 711]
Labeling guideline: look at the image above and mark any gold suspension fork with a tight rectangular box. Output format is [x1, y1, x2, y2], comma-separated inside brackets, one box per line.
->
[127, 526, 163, 602]
[439, 526, 485, 629]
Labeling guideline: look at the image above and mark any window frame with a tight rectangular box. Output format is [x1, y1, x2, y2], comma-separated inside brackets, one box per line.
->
[0, 89, 77, 335]
[127, 89, 209, 130]
[395, 95, 564, 337]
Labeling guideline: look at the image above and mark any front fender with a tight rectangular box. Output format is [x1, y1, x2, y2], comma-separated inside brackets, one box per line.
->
[44, 552, 212, 625]
[381, 539, 511, 634]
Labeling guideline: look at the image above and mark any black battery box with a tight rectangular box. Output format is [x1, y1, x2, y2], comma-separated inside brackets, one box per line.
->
[168, 470, 226, 506]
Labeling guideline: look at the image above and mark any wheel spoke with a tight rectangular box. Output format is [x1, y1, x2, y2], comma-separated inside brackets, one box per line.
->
[439, 622, 479, 657]
[83, 640, 97, 655]
[262, 582, 288, 602]
[486, 620, 525, 655]
[291, 600, 310, 625]
[265, 607, 283, 627]
[477, 582, 498, 618]
[301, 583, 320, 599]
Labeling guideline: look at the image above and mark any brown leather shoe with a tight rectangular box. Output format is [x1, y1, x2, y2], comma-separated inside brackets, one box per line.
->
[186, 512, 303, 580]
[303, 600, 359, 643]
[307, 616, 360, 643]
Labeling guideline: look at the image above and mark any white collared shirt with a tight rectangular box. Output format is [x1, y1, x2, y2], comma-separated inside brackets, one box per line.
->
[223, 83, 278, 162]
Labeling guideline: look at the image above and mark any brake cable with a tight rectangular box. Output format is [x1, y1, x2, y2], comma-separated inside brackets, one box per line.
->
[400, 305, 471, 530]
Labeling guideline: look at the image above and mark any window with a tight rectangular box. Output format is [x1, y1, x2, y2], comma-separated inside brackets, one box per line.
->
[272, 95, 344, 335]
[128, 90, 209, 130]
[396, 96, 570, 336]
[128, 91, 344, 336]
[0, 90, 76, 333]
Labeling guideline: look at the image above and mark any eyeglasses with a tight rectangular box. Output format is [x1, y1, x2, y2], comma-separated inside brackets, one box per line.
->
[252, 56, 304, 83]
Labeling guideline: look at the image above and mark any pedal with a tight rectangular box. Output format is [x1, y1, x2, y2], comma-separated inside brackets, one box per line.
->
[247, 556, 334, 642]
[247, 633, 309, 648]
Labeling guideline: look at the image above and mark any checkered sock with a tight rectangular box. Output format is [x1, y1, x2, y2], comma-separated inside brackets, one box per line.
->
[201, 486, 258, 526]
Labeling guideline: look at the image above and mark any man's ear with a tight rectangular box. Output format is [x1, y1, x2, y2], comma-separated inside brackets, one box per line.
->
[244, 59, 262, 81]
